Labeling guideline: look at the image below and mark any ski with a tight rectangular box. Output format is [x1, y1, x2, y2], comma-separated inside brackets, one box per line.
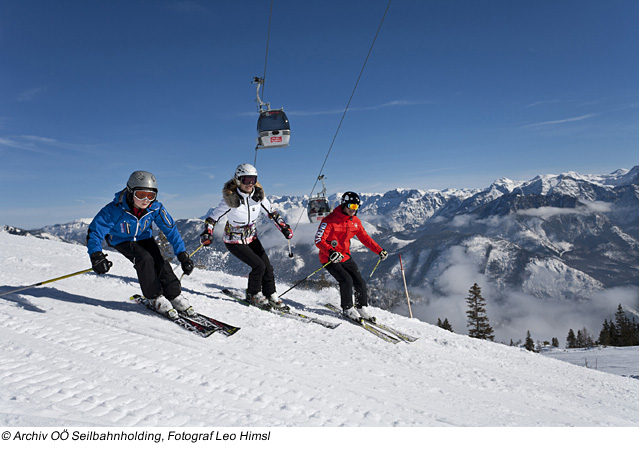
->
[361, 319, 417, 343]
[131, 295, 239, 337]
[188, 312, 241, 337]
[323, 303, 401, 344]
[324, 303, 416, 343]
[221, 289, 340, 329]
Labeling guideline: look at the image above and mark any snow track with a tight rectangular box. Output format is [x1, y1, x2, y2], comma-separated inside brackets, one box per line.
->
[0, 233, 637, 427]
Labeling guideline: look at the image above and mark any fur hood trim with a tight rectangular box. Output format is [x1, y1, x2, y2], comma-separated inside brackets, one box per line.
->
[222, 179, 265, 207]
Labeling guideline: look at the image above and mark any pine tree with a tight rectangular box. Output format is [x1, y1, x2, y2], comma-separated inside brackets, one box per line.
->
[576, 329, 585, 348]
[614, 304, 627, 345]
[524, 331, 535, 352]
[566, 329, 577, 348]
[612, 304, 639, 346]
[581, 327, 594, 348]
[598, 319, 612, 346]
[465, 283, 494, 341]
[551, 337, 559, 348]
[437, 318, 453, 332]
[629, 317, 639, 346]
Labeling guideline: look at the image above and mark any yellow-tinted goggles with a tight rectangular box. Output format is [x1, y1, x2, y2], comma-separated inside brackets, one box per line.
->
[346, 203, 359, 211]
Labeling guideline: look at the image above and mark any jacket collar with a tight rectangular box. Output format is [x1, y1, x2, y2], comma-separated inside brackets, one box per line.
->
[222, 179, 265, 207]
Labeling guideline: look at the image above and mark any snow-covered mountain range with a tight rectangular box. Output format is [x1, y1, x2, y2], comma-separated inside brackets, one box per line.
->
[3, 167, 638, 343]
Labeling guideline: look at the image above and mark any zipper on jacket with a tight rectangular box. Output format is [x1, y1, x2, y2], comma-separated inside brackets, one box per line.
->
[125, 210, 150, 241]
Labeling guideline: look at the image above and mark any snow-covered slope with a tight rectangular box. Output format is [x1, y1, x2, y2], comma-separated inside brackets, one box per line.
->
[0, 232, 637, 428]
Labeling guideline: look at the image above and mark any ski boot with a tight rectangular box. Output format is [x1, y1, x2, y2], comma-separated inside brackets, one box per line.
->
[342, 306, 362, 322]
[266, 293, 289, 311]
[152, 296, 179, 320]
[170, 294, 197, 317]
[356, 305, 376, 322]
[246, 291, 270, 310]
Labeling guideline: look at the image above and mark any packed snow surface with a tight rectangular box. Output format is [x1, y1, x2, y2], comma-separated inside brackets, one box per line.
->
[0, 232, 637, 431]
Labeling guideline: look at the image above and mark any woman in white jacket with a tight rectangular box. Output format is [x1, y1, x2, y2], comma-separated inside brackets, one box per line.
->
[200, 164, 293, 309]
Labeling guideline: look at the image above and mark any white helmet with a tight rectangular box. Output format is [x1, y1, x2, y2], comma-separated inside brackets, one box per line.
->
[235, 163, 258, 181]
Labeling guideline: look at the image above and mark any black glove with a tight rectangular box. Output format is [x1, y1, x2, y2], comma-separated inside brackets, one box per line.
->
[178, 251, 194, 276]
[329, 250, 344, 263]
[90, 251, 112, 274]
[200, 218, 215, 246]
[379, 249, 388, 261]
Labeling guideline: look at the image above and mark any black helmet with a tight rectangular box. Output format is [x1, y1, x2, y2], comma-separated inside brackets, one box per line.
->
[341, 191, 361, 207]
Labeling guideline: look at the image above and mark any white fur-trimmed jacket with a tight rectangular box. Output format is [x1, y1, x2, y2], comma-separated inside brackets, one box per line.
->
[205, 179, 287, 244]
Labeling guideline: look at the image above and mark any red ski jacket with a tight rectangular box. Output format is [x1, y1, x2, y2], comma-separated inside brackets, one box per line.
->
[315, 207, 383, 264]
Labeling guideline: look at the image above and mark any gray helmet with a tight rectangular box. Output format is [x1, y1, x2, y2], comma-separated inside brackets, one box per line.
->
[127, 170, 158, 193]
[234, 163, 258, 181]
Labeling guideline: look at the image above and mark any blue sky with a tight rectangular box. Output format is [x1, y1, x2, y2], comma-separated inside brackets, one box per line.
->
[1, 0, 638, 229]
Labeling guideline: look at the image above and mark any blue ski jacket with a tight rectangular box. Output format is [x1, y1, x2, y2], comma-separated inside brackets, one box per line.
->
[87, 189, 186, 256]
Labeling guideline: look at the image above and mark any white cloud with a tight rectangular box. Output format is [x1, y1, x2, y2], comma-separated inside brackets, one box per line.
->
[524, 114, 597, 127]
[17, 87, 47, 102]
[517, 201, 613, 219]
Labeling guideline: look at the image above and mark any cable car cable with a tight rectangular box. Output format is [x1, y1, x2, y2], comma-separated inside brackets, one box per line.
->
[255, 0, 275, 167]
[261, 0, 274, 102]
[291, 0, 392, 232]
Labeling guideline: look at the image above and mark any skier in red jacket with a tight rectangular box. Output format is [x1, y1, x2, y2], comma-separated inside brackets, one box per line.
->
[314, 191, 388, 321]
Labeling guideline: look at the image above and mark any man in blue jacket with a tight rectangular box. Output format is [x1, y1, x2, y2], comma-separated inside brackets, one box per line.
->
[87, 170, 195, 319]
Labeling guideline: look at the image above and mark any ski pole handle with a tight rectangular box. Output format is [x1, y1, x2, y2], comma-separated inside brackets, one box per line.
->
[0, 268, 94, 297]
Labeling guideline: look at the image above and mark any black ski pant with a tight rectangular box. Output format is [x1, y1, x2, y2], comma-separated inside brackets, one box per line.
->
[325, 257, 368, 310]
[115, 238, 181, 300]
[225, 239, 276, 297]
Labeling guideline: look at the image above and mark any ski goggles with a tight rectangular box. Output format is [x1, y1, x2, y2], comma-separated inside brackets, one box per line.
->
[133, 190, 157, 201]
[239, 176, 257, 185]
[345, 202, 360, 211]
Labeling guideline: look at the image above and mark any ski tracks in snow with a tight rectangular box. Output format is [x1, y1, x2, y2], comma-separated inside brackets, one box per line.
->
[0, 233, 638, 427]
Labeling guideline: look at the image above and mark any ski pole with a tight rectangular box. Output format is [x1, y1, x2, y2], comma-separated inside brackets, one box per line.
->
[0, 268, 94, 297]
[399, 254, 413, 318]
[279, 261, 332, 297]
[180, 244, 205, 281]
[287, 240, 293, 258]
[369, 257, 382, 279]
[189, 244, 204, 258]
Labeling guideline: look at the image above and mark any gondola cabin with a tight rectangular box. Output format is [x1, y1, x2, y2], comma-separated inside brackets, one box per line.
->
[307, 197, 331, 222]
[257, 109, 290, 149]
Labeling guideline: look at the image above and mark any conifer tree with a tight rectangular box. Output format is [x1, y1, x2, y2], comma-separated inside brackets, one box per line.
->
[614, 304, 627, 345]
[566, 329, 577, 348]
[437, 318, 454, 332]
[551, 337, 559, 348]
[576, 329, 585, 348]
[612, 304, 639, 346]
[581, 327, 594, 348]
[598, 320, 612, 346]
[465, 283, 494, 341]
[524, 330, 535, 352]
